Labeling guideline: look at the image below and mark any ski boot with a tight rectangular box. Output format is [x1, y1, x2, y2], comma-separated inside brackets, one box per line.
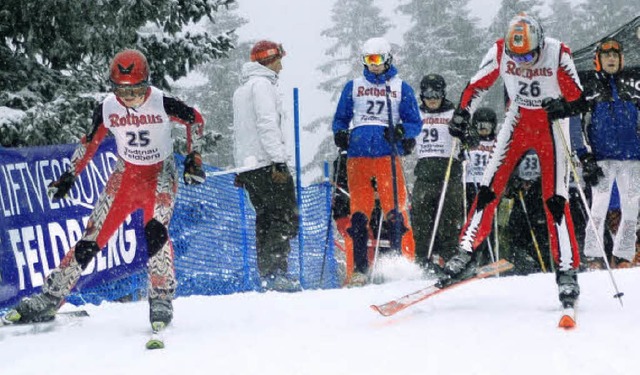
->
[3, 293, 63, 324]
[438, 248, 476, 287]
[261, 273, 302, 293]
[556, 269, 580, 308]
[149, 297, 173, 326]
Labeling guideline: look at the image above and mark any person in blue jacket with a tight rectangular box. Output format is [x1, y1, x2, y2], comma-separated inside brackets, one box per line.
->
[570, 38, 640, 268]
[332, 37, 421, 285]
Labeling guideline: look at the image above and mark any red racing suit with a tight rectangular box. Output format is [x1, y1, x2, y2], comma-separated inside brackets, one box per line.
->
[458, 37, 583, 272]
[45, 87, 204, 301]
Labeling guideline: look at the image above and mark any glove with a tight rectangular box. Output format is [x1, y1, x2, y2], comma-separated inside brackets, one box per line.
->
[272, 163, 290, 184]
[401, 138, 416, 154]
[334, 130, 350, 150]
[541, 97, 569, 121]
[48, 171, 76, 199]
[449, 108, 470, 140]
[183, 151, 206, 185]
[579, 153, 603, 186]
[384, 124, 405, 143]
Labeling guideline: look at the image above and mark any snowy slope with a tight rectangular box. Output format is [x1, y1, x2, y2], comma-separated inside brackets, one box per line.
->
[0, 266, 637, 375]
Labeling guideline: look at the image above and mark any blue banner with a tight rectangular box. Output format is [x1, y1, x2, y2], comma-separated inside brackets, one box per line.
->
[0, 138, 147, 308]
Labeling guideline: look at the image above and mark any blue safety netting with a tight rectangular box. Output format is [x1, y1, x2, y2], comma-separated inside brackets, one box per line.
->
[65, 156, 339, 306]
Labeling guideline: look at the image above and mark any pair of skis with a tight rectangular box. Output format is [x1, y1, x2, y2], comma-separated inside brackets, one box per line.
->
[1, 309, 167, 349]
[369, 259, 576, 329]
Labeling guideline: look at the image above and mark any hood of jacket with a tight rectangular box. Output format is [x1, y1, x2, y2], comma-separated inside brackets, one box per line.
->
[241, 61, 279, 85]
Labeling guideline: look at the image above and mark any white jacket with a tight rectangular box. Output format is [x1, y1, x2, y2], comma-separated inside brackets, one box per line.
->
[232, 61, 287, 170]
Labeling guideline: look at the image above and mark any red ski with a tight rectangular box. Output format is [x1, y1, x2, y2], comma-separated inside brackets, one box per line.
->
[370, 259, 513, 317]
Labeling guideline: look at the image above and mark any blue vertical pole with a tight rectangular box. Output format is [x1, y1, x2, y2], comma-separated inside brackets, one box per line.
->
[293, 88, 305, 287]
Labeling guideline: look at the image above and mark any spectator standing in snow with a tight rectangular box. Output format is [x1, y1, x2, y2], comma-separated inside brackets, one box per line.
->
[410, 74, 464, 272]
[442, 13, 584, 310]
[566, 38, 640, 269]
[232, 40, 300, 292]
[3, 49, 206, 332]
[332, 37, 421, 286]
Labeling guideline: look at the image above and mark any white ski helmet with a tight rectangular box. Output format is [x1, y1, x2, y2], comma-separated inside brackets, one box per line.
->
[361, 37, 393, 67]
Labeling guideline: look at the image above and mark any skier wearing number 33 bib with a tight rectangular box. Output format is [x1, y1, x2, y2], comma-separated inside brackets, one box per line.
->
[443, 13, 583, 310]
[3, 49, 206, 330]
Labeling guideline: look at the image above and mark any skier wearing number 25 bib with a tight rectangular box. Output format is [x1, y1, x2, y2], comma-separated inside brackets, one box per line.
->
[443, 13, 583, 310]
[3, 49, 206, 330]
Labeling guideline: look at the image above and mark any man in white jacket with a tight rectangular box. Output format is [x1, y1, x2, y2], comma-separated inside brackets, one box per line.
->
[232, 40, 300, 292]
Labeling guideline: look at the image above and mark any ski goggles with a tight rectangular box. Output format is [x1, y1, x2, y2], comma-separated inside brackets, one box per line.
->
[476, 121, 494, 132]
[598, 40, 622, 53]
[113, 83, 149, 99]
[252, 44, 286, 62]
[363, 53, 390, 66]
[421, 88, 444, 100]
[509, 49, 537, 64]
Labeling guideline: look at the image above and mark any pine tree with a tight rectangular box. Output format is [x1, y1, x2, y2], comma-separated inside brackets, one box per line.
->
[0, 0, 236, 147]
[305, 0, 391, 183]
[173, 4, 248, 168]
[397, 0, 486, 102]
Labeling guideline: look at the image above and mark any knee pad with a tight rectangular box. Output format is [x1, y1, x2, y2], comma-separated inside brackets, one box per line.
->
[145, 219, 169, 258]
[546, 195, 566, 224]
[74, 240, 100, 268]
[476, 186, 496, 211]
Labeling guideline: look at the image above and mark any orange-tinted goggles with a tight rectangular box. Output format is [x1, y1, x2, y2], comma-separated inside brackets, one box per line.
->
[363, 53, 389, 66]
[113, 83, 148, 99]
[599, 40, 621, 53]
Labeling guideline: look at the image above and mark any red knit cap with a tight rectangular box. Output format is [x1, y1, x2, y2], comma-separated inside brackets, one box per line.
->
[250, 40, 286, 65]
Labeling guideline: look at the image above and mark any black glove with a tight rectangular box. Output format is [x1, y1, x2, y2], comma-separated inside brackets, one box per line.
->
[401, 138, 416, 154]
[580, 153, 603, 186]
[334, 130, 350, 150]
[449, 108, 470, 140]
[271, 163, 290, 184]
[184, 151, 206, 185]
[384, 124, 405, 143]
[48, 171, 76, 199]
[541, 97, 569, 121]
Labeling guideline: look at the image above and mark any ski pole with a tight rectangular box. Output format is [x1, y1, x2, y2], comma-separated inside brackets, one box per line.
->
[383, 80, 402, 254]
[427, 139, 458, 259]
[321, 152, 346, 284]
[553, 119, 624, 306]
[206, 165, 257, 177]
[518, 190, 547, 273]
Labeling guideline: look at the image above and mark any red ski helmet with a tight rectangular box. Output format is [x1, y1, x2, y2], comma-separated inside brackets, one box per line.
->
[109, 49, 149, 86]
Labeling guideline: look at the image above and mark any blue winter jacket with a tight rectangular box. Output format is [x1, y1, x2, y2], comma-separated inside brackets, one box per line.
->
[578, 71, 640, 160]
[332, 65, 422, 158]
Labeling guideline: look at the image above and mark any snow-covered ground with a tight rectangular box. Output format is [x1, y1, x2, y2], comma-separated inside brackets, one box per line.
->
[1, 263, 637, 375]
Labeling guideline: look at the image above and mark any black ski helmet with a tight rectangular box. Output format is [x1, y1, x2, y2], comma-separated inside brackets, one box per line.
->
[420, 74, 446, 101]
[471, 107, 497, 140]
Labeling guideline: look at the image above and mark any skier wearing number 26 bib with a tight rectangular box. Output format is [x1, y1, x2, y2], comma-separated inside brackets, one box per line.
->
[443, 13, 583, 309]
[3, 49, 206, 331]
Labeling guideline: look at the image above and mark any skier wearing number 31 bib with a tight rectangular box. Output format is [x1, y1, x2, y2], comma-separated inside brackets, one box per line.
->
[443, 13, 583, 310]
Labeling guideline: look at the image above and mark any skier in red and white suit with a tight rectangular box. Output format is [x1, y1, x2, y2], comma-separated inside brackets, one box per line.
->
[442, 13, 583, 308]
[6, 49, 206, 327]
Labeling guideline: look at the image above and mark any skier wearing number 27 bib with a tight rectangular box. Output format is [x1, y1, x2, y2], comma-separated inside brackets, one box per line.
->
[3, 49, 206, 330]
[443, 13, 583, 309]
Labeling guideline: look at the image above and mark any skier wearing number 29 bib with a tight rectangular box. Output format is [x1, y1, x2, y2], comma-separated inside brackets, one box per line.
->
[4, 49, 206, 328]
[443, 13, 583, 309]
